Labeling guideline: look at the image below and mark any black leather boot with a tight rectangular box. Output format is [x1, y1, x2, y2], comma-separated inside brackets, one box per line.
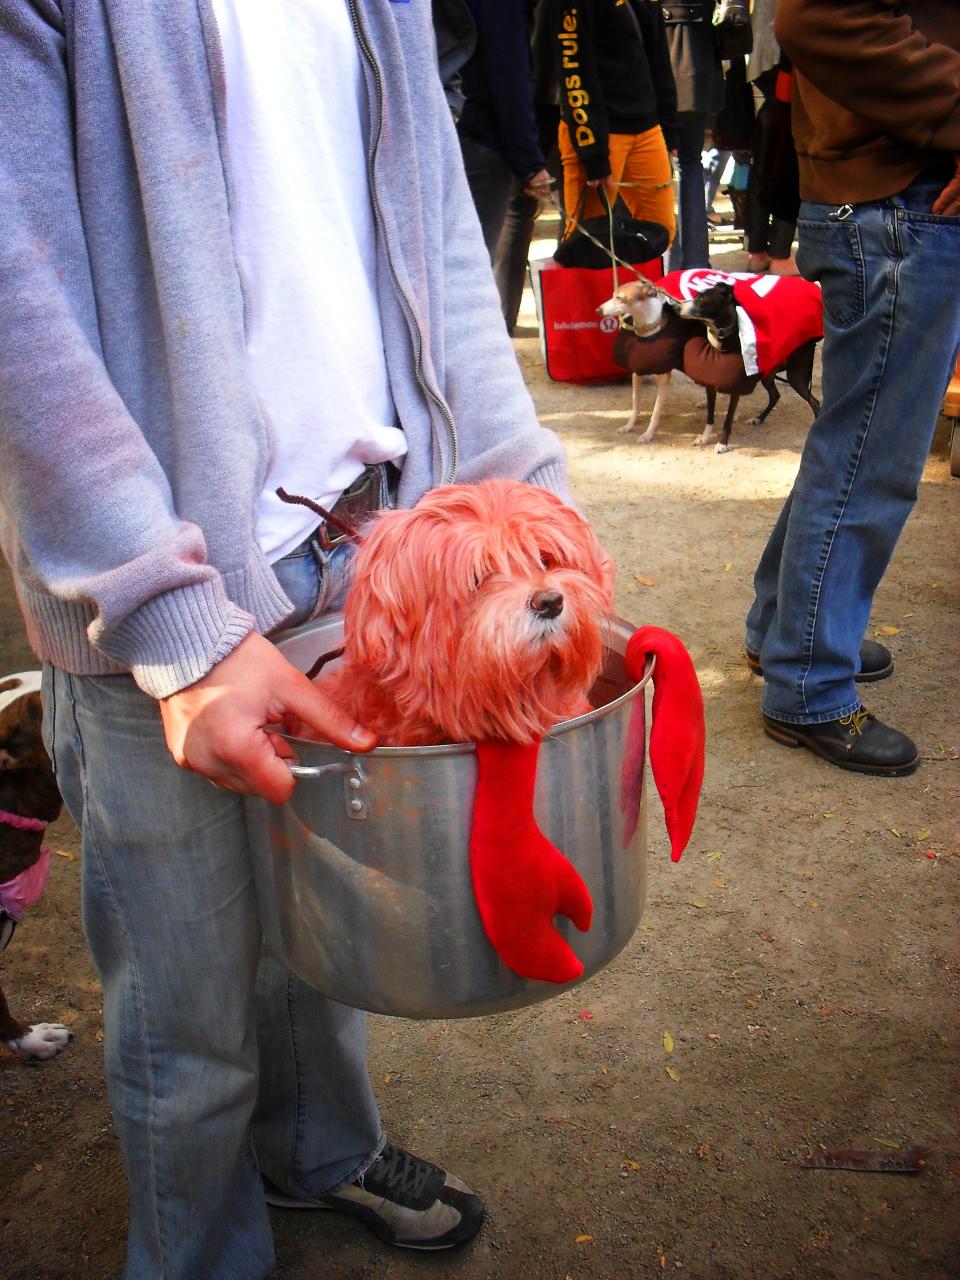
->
[762, 707, 919, 776]
[746, 639, 893, 683]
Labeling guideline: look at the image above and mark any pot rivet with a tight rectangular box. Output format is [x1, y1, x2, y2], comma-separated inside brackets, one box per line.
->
[348, 776, 362, 790]
[349, 798, 364, 813]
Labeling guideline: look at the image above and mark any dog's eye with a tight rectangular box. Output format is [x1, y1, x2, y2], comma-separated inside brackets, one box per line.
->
[539, 550, 558, 571]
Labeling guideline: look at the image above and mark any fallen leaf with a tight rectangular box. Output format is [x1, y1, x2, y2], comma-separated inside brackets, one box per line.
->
[873, 1138, 901, 1149]
[657, 1244, 667, 1270]
[802, 869, 815, 879]
[713, 879, 727, 889]
[665, 1066, 681, 1082]
[662, 1031, 675, 1053]
[383, 1073, 393, 1084]
[757, 929, 776, 943]
[706, 851, 723, 862]
[926, 851, 939, 861]
[633, 573, 656, 587]
[600, 1066, 608, 1075]
[53, 848, 75, 861]
[889, 828, 902, 838]
[575, 1234, 594, 1244]
[916, 829, 933, 842]
[697, 1143, 710, 1158]
[722, 562, 732, 572]
[707, 1033, 721, 1042]
[822, 811, 835, 819]
[34, 1162, 42, 1173]
[621, 1159, 641, 1171]
[579, 1009, 594, 1021]
[686, 898, 707, 910]
[874, 625, 901, 637]
[810, 900, 820, 909]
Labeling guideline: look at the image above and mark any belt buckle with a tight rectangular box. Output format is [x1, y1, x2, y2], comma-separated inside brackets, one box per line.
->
[317, 522, 350, 553]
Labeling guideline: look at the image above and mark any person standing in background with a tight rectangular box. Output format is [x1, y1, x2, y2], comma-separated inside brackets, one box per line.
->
[663, 0, 724, 269]
[457, 0, 552, 275]
[494, 0, 563, 334]
[746, 0, 960, 776]
[555, 0, 678, 248]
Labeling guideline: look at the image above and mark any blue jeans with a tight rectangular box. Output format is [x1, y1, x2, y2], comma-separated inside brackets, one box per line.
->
[746, 177, 960, 723]
[42, 539, 382, 1280]
[668, 111, 710, 271]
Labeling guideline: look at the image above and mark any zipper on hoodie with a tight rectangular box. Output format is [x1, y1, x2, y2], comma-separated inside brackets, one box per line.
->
[346, 0, 460, 484]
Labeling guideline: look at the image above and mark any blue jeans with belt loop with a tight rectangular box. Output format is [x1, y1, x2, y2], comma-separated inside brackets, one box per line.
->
[41, 538, 382, 1280]
[746, 177, 960, 724]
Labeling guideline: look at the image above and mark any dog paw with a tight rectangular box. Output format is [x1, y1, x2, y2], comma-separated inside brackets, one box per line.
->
[6, 1023, 73, 1061]
[636, 429, 657, 445]
[715, 442, 730, 455]
[616, 421, 638, 434]
[693, 436, 711, 448]
[746, 415, 762, 426]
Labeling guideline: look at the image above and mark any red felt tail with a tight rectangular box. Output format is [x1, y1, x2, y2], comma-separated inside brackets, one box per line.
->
[624, 626, 705, 861]
[469, 740, 593, 985]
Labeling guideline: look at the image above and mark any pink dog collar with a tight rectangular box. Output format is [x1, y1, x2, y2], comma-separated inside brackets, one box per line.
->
[0, 808, 49, 832]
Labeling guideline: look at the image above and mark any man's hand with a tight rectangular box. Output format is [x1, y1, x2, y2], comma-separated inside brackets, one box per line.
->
[523, 167, 553, 199]
[159, 632, 377, 804]
[586, 174, 614, 191]
[932, 155, 960, 216]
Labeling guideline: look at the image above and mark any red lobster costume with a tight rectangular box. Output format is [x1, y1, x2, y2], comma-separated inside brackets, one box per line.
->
[469, 626, 705, 984]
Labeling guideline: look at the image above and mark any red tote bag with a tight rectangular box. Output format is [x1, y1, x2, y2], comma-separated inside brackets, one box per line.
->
[530, 257, 663, 385]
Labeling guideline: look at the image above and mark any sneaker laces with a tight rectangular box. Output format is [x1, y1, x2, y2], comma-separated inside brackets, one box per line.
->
[360, 1143, 437, 1203]
[838, 708, 871, 736]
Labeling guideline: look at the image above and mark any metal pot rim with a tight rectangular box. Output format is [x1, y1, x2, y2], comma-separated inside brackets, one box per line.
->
[280, 616, 652, 760]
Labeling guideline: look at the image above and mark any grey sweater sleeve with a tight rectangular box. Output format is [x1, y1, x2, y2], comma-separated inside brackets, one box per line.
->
[0, 2, 254, 697]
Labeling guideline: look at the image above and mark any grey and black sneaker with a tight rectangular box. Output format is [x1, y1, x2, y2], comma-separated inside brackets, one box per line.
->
[263, 1141, 485, 1251]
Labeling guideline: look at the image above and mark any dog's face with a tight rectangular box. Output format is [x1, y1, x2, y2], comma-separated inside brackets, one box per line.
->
[677, 282, 736, 325]
[0, 690, 49, 774]
[597, 280, 663, 329]
[343, 481, 616, 744]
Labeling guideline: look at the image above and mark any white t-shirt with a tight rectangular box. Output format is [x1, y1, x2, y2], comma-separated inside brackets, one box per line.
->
[211, 0, 408, 563]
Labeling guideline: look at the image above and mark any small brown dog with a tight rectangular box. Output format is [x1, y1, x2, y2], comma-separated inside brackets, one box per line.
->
[316, 480, 616, 746]
[0, 672, 71, 1060]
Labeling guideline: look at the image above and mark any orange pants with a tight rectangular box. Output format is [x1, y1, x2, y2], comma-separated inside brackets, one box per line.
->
[559, 121, 676, 248]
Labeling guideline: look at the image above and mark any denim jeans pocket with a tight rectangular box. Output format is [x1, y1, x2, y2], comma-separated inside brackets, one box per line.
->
[796, 218, 866, 329]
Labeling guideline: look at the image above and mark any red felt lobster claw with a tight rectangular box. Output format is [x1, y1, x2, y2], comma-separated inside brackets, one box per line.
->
[624, 625, 705, 861]
[469, 739, 592, 985]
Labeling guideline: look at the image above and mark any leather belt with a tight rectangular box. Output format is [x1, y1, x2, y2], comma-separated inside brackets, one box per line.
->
[316, 463, 399, 551]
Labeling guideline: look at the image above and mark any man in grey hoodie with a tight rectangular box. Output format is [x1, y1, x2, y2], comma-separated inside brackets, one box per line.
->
[0, 2, 568, 1276]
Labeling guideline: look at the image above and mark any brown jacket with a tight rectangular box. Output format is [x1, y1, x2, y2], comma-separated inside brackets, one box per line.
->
[775, 0, 960, 204]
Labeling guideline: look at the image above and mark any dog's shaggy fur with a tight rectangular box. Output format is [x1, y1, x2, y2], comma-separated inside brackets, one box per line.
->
[316, 480, 616, 746]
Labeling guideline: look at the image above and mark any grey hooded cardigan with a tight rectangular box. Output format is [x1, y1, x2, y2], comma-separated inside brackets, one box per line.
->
[0, 0, 567, 698]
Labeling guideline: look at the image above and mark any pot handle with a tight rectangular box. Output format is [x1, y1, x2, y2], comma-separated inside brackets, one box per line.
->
[285, 760, 369, 819]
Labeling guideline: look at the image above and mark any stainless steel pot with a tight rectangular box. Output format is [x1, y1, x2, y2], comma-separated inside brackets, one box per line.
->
[246, 616, 650, 1018]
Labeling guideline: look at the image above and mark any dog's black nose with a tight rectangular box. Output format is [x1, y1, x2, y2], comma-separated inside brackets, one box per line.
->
[530, 590, 564, 620]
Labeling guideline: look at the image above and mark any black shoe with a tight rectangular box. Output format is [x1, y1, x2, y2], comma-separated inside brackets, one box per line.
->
[263, 1141, 485, 1251]
[746, 639, 893, 683]
[762, 708, 919, 776]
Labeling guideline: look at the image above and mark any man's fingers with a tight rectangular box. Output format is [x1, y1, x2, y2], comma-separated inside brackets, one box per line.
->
[281, 671, 377, 753]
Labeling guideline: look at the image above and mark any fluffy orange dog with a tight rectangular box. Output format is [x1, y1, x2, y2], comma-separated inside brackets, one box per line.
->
[316, 480, 615, 745]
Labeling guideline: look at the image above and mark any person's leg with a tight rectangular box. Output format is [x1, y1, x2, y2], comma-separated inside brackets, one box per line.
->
[493, 178, 540, 332]
[617, 125, 676, 246]
[494, 110, 560, 333]
[747, 180, 960, 728]
[43, 667, 276, 1280]
[458, 134, 515, 259]
[673, 111, 710, 268]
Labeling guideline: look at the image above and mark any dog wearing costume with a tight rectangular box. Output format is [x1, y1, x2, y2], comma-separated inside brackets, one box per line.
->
[306, 480, 705, 985]
[0, 672, 72, 1060]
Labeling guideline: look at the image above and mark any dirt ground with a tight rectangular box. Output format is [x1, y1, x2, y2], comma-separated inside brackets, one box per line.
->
[2, 222, 959, 1280]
